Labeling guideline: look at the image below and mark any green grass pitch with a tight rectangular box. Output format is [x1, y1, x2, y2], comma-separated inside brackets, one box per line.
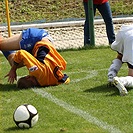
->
[0, 47, 132, 133]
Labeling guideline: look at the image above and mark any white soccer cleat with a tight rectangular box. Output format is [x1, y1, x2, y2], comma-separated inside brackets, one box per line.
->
[112, 77, 128, 96]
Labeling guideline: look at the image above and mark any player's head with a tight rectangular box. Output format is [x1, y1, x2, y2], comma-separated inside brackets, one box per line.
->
[17, 75, 39, 89]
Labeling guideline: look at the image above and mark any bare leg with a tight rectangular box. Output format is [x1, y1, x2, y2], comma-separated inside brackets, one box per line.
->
[128, 68, 133, 76]
[0, 34, 22, 50]
[117, 53, 122, 60]
[7, 53, 15, 66]
[7, 53, 24, 68]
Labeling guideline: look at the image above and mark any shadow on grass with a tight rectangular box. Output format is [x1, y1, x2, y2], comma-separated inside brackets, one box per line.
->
[0, 83, 31, 91]
[84, 84, 132, 96]
[84, 84, 121, 96]
[4, 126, 30, 132]
[0, 83, 18, 91]
[0, 83, 42, 92]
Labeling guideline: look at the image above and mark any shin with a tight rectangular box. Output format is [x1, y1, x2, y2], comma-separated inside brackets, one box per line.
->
[0, 34, 21, 51]
[108, 58, 122, 82]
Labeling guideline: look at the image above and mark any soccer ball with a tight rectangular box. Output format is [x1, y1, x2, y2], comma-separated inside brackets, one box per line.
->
[13, 104, 39, 128]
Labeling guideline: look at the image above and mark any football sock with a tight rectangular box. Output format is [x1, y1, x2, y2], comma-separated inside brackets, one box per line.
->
[108, 58, 122, 82]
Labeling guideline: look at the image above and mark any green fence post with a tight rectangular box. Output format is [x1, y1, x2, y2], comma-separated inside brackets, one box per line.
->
[88, 0, 95, 46]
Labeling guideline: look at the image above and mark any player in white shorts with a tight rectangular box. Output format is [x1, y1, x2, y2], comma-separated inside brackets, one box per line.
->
[108, 25, 133, 96]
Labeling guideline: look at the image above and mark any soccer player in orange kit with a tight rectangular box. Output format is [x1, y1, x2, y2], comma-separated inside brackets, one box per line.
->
[0, 28, 70, 88]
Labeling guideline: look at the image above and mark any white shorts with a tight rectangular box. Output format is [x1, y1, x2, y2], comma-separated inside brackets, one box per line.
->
[111, 25, 133, 66]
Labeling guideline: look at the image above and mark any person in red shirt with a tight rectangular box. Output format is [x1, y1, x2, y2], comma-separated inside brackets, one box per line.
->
[83, 0, 115, 46]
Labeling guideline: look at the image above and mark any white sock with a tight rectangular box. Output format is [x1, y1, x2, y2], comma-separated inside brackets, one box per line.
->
[108, 59, 122, 82]
[119, 76, 133, 87]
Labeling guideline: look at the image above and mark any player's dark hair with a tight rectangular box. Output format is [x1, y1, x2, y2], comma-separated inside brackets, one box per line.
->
[17, 76, 39, 89]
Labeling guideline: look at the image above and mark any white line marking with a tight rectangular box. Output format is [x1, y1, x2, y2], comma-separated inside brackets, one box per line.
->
[32, 89, 122, 133]
[67, 70, 98, 83]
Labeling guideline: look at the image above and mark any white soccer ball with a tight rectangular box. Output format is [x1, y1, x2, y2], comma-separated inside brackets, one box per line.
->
[13, 104, 39, 128]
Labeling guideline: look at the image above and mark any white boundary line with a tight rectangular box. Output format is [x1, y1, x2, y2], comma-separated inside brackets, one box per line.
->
[0, 62, 124, 133]
[32, 69, 122, 133]
[68, 70, 98, 83]
[32, 89, 122, 133]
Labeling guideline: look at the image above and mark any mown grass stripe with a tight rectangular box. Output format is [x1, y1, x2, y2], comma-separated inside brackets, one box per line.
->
[33, 89, 122, 133]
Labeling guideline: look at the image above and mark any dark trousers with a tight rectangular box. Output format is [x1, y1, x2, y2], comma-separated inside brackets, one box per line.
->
[83, 1, 115, 45]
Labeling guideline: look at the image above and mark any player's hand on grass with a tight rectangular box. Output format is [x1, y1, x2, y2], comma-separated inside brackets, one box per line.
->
[5, 66, 17, 84]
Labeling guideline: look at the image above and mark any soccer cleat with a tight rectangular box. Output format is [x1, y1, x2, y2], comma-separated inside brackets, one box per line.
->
[64, 78, 70, 84]
[112, 77, 128, 96]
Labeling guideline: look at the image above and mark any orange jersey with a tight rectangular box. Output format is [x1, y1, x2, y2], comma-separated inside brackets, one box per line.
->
[14, 40, 68, 86]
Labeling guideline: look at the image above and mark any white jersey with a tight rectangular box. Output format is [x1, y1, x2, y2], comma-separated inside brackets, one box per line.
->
[111, 25, 133, 65]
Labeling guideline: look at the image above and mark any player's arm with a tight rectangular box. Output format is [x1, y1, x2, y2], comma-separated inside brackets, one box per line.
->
[5, 61, 19, 84]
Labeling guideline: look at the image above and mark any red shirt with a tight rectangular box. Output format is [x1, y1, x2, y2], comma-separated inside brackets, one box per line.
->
[83, 0, 108, 4]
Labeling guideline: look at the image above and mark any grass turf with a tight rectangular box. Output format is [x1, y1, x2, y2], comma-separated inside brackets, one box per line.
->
[0, 47, 132, 133]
